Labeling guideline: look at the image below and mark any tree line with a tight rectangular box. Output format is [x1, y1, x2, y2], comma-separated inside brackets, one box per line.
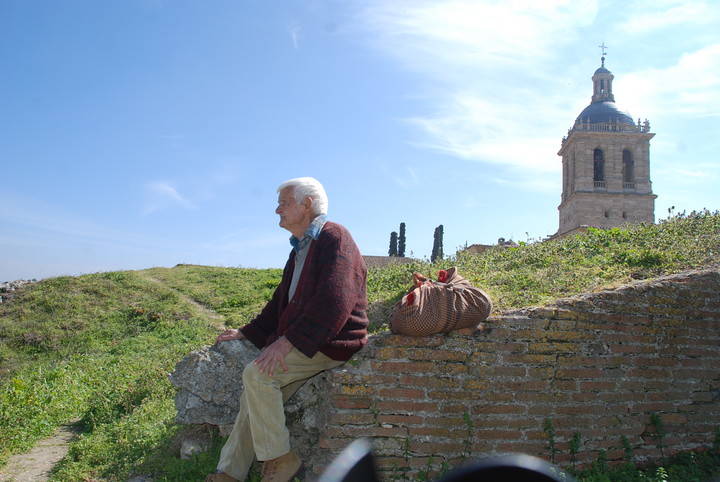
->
[388, 222, 444, 262]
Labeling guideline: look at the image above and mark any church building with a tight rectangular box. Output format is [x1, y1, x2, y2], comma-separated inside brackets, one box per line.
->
[556, 52, 656, 236]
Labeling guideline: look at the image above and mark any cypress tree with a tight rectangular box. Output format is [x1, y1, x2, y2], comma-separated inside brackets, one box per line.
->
[431, 226, 439, 262]
[437, 224, 444, 261]
[398, 222, 406, 257]
[388, 231, 398, 256]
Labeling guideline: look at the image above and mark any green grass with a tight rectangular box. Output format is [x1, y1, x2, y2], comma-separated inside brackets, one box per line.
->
[0, 210, 718, 480]
[367, 209, 720, 330]
[0, 266, 286, 480]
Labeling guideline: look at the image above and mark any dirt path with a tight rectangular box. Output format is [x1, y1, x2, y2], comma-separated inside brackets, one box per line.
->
[0, 423, 81, 482]
[136, 273, 227, 331]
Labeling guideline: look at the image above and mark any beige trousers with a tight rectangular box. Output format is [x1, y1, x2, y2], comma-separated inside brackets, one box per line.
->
[216, 347, 344, 481]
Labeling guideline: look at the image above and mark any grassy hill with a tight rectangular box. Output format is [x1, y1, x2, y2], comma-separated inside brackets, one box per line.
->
[0, 209, 718, 480]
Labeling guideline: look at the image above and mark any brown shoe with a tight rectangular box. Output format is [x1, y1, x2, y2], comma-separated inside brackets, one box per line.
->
[261, 451, 303, 482]
[205, 472, 238, 482]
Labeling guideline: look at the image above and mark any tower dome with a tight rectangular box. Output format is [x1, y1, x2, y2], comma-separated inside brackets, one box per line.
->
[571, 56, 640, 132]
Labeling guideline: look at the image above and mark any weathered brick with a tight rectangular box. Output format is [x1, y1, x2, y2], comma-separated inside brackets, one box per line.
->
[473, 429, 521, 440]
[503, 354, 556, 364]
[372, 361, 435, 373]
[330, 372, 398, 384]
[477, 392, 514, 402]
[409, 348, 469, 361]
[473, 366, 526, 377]
[409, 427, 463, 438]
[609, 344, 657, 354]
[472, 404, 527, 415]
[339, 384, 376, 395]
[528, 342, 578, 354]
[527, 367, 553, 378]
[496, 441, 545, 454]
[329, 413, 375, 425]
[410, 441, 465, 454]
[319, 438, 351, 449]
[579, 381, 617, 391]
[378, 388, 425, 399]
[494, 342, 529, 353]
[427, 389, 482, 400]
[377, 414, 424, 425]
[463, 379, 490, 390]
[425, 416, 466, 427]
[672, 368, 719, 379]
[333, 396, 372, 409]
[626, 368, 670, 379]
[502, 381, 549, 391]
[377, 401, 438, 412]
[373, 456, 408, 469]
[556, 368, 603, 379]
[340, 426, 407, 437]
[436, 363, 469, 375]
[515, 392, 571, 403]
[598, 392, 644, 402]
[400, 375, 462, 389]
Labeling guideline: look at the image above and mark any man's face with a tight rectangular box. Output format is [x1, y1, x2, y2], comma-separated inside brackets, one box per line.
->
[276, 187, 311, 234]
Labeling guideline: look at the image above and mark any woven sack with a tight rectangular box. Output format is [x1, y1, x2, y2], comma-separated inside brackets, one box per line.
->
[389, 267, 492, 336]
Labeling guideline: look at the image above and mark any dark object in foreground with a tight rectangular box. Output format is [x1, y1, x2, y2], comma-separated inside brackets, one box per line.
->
[319, 439, 574, 482]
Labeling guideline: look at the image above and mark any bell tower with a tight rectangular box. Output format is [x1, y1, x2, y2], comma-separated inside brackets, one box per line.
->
[557, 48, 656, 236]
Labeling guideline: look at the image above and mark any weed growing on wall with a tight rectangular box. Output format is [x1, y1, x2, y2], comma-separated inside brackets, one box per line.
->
[543, 418, 558, 464]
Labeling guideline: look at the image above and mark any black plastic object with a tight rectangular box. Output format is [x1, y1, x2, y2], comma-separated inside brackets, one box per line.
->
[437, 454, 575, 482]
[317, 438, 381, 482]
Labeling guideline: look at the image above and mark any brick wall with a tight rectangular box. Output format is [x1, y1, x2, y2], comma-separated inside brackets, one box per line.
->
[308, 268, 720, 479]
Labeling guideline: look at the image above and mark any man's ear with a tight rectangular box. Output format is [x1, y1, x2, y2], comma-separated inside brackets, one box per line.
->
[303, 196, 314, 211]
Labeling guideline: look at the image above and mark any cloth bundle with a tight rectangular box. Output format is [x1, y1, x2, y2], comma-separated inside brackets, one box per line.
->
[389, 267, 492, 336]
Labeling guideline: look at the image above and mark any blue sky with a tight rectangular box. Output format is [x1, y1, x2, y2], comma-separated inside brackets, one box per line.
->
[2, 0, 719, 281]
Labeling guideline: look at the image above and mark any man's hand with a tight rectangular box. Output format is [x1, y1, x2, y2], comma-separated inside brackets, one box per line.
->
[216, 328, 245, 343]
[254, 336, 293, 376]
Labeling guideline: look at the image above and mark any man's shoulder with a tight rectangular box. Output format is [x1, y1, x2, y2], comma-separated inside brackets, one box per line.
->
[319, 221, 352, 240]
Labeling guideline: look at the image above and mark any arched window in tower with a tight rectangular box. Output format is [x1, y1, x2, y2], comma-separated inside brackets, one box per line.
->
[593, 148, 605, 188]
[623, 149, 635, 189]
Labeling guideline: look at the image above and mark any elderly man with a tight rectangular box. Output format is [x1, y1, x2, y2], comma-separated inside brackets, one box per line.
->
[206, 177, 369, 482]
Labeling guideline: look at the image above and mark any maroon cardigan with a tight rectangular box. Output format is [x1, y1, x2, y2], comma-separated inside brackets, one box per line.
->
[241, 221, 369, 361]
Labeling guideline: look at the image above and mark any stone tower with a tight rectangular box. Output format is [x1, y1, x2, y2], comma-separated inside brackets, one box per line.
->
[557, 55, 656, 236]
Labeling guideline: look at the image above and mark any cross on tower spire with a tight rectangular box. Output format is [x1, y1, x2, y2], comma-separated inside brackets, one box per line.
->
[599, 42, 608, 67]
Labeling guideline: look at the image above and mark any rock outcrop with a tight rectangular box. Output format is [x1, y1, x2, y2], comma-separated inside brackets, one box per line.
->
[169, 339, 339, 467]
[0, 279, 36, 303]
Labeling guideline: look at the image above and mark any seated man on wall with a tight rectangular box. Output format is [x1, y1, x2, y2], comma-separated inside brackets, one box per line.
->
[207, 177, 369, 482]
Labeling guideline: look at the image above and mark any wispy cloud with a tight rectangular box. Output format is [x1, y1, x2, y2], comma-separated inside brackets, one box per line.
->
[391, 166, 421, 190]
[618, 0, 719, 33]
[143, 181, 197, 215]
[617, 44, 720, 120]
[0, 192, 169, 251]
[406, 92, 564, 172]
[289, 25, 301, 49]
[359, 0, 597, 172]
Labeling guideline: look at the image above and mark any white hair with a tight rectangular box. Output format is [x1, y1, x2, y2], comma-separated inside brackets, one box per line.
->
[277, 177, 328, 216]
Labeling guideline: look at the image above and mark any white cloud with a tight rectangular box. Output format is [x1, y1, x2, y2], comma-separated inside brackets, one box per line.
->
[618, 1, 719, 33]
[617, 44, 720, 120]
[289, 25, 301, 49]
[359, 0, 597, 172]
[143, 181, 197, 215]
[361, 0, 597, 71]
[406, 92, 564, 172]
